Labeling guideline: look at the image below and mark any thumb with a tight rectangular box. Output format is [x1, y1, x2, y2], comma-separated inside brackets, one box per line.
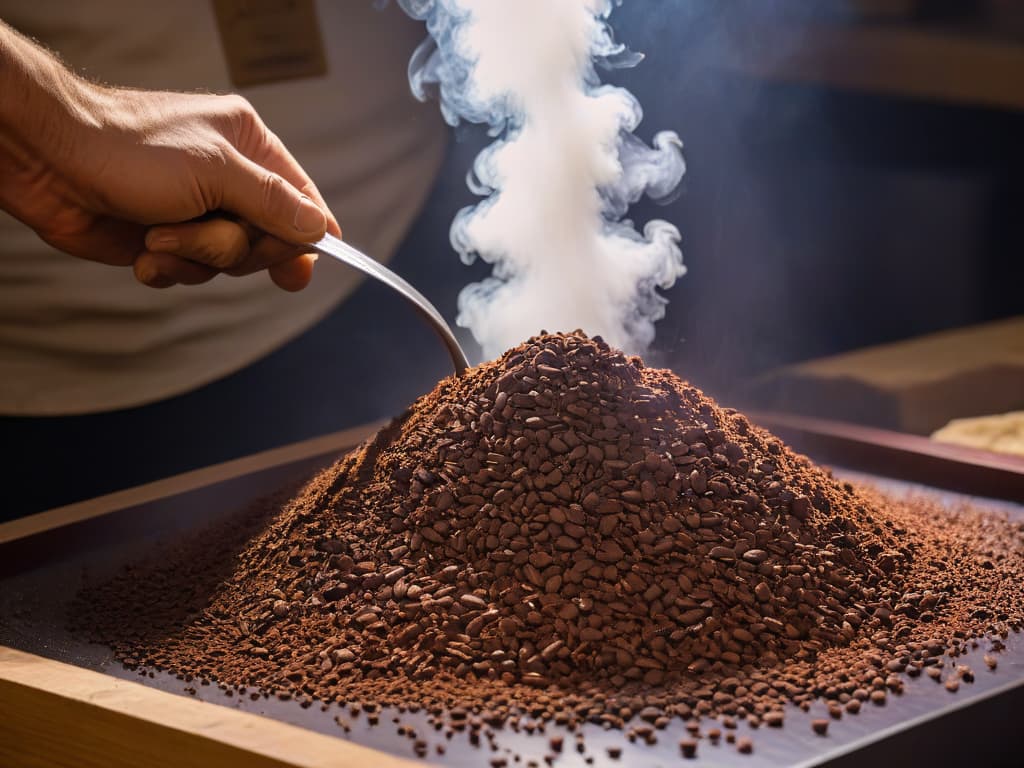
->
[219, 153, 327, 245]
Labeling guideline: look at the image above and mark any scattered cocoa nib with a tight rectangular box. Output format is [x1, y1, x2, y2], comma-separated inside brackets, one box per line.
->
[679, 737, 698, 758]
[73, 332, 1024, 758]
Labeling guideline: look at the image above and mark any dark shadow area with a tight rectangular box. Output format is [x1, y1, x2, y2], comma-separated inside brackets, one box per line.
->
[822, 683, 1024, 768]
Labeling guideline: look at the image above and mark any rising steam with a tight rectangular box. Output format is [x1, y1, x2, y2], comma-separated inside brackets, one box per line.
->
[398, 0, 685, 359]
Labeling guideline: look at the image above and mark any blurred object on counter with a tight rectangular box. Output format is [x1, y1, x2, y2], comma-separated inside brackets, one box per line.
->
[746, 316, 1024, 436]
[932, 410, 1024, 457]
[770, 0, 1009, 24]
[765, 0, 925, 22]
[986, 0, 1024, 38]
[845, 0, 924, 21]
[716, 0, 1024, 112]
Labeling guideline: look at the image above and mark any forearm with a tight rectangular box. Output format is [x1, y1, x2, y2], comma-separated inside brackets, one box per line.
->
[0, 20, 96, 164]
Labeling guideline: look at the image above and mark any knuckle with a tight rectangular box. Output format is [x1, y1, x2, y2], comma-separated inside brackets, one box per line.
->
[211, 220, 250, 268]
[196, 238, 238, 270]
[183, 143, 230, 211]
[222, 94, 267, 148]
[218, 227, 250, 270]
[225, 93, 256, 121]
[182, 233, 223, 269]
[226, 223, 250, 256]
[260, 171, 288, 219]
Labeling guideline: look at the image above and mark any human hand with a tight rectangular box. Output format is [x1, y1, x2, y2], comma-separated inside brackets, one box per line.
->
[0, 23, 337, 290]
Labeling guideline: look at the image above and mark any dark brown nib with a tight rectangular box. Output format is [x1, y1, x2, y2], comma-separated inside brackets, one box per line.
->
[73, 331, 1024, 758]
[679, 737, 698, 758]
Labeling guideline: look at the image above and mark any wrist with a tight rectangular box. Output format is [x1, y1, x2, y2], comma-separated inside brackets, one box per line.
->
[0, 21, 100, 166]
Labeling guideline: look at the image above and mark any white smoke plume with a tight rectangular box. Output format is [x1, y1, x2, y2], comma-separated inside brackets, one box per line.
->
[399, 0, 686, 360]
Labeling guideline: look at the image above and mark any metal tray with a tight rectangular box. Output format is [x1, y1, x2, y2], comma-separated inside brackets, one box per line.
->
[1, 424, 1022, 768]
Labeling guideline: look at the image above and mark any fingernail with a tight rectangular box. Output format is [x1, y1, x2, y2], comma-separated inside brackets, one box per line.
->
[293, 195, 326, 236]
[137, 265, 156, 284]
[136, 263, 168, 287]
[146, 230, 180, 252]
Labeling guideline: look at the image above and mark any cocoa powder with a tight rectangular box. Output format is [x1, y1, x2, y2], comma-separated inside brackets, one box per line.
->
[74, 331, 1024, 758]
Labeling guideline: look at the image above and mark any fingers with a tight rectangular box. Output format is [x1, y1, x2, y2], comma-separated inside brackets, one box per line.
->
[133, 252, 218, 288]
[141, 216, 317, 290]
[226, 232, 316, 291]
[145, 217, 251, 270]
[269, 253, 317, 292]
[219, 153, 327, 246]
[197, 99, 338, 287]
[221, 227, 302, 276]
[134, 249, 315, 291]
[146, 216, 301, 274]
[140, 94, 336, 289]
[242, 128, 342, 239]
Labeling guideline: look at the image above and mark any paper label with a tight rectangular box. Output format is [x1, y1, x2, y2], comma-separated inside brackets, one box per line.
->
[211, 0, 327, 87]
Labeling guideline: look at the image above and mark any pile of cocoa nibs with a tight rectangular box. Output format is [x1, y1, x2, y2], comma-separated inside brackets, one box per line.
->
[76, 331, 1024, 761]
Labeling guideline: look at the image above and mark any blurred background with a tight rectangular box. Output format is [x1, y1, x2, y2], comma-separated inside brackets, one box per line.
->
[356, 0, 1024, 435]
[7, 0, 1023, 514]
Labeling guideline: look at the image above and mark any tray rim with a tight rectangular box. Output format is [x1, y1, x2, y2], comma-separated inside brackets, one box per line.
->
[0, 421, 384, 547]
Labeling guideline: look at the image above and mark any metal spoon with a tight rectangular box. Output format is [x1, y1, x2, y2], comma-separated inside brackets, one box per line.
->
[309, 233, 470, 376]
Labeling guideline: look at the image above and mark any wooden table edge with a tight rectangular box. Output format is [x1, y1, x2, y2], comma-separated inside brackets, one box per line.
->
[748, 410, 1024, 501]
[0, 421, 384, 545]
[749, 410, 1024, 473]
[0, 646, 423, 768]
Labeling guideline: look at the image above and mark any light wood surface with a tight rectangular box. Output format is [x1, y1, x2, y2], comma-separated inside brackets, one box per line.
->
[0, 421, 382, 545]
[748, 317, 1024, 436]
[0, 647, 421, 768]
